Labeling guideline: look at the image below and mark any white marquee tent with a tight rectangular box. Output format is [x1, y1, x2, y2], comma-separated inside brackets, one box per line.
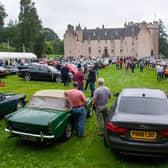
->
[0, 52, 37, 60]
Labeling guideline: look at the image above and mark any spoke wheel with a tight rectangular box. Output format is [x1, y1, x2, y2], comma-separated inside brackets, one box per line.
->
[16, 100, 24, 110]
[25, 73, 31, 81]
[55, 76, 62, 83]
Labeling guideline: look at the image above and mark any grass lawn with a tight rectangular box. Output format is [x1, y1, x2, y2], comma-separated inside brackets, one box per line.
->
[46, 54, 63, 59]
[0, 65, 168, 168]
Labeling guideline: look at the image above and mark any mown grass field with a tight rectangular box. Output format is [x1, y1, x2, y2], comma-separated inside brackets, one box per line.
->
[0, 65, 168, 168]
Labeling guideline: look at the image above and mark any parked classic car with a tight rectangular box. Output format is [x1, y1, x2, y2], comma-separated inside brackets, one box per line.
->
[5, 89, 93, 143]
[18, 64, 73, 82]
[0, 66, 9, 77]
[5, 66, 19, 74]
[0, 92, 26, 117]
[104, 88, 168, 157]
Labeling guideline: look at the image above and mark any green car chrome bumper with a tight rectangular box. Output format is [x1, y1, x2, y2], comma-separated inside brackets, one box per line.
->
[5, 128, 55, 139]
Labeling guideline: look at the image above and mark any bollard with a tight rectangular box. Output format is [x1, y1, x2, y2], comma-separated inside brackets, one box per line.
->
[0, 80, 5, 87]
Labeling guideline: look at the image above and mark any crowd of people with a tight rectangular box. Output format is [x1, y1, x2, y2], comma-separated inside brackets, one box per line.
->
[115, 56, 168, 82]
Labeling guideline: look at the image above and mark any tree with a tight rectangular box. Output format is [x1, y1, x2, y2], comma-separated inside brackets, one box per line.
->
[44, 41, 54, 54]
[52, 39, 64, 55]
[159, 19, 168, 58]
[18, 0, 44, 56]
[0, 2, 7, 27]
[0, 42, 16, 51]
[0, 20, 20, 51]
[43, 28, 59, 41]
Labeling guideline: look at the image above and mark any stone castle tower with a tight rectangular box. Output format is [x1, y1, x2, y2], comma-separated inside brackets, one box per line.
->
[64, 21, 159, 58]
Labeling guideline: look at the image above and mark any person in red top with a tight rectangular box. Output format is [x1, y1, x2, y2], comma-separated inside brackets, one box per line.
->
[73, 67, 85, 91]
[64, 82, 86, 137]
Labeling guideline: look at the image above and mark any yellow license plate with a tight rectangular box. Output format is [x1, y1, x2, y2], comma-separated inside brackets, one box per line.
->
[130, 130, 157, 140]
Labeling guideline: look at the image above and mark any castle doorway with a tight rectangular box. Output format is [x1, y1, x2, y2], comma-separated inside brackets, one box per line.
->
[104, 48, 108, 55]
[103, 47, 109, 57]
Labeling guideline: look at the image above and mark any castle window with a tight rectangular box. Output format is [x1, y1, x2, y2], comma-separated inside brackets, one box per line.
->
[120, 49, 123, 53]
[93, 32, 96, 36]
[88, 47, 91, 54]
[105, 31, 107, 36]
[111, 49, 114, 53]
[98, 49, 101, 53]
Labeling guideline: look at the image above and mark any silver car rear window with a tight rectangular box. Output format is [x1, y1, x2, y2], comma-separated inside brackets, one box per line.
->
[119, 97, 168, 115]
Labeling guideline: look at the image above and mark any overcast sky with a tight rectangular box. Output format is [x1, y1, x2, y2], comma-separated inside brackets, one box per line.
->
[1, 0, 168, 39]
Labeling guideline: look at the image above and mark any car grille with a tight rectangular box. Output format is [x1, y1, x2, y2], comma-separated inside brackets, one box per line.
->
[8, 121, 49, 135]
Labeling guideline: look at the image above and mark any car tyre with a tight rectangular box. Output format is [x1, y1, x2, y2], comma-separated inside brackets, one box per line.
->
[55, 76, 62, 83]
[104, 136, 108, 147]
[25, 73, 31, 81]
[16, 100, 24, 110]
[62, 121, 73, 140]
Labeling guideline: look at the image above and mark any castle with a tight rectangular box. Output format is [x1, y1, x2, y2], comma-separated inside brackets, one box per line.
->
[64, 21, 159, 58]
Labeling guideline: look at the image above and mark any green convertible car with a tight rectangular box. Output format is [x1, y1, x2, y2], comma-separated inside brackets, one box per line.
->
[0, 92, 26, 117]
[4, 90, 93, 143]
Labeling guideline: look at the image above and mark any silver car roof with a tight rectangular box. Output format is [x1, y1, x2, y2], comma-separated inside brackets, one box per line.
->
[120, 88, 167, 99]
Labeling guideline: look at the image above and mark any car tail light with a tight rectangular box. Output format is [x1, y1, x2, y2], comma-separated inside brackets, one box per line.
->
[160, 130, 168, 136]
[106, 122, 128, 133]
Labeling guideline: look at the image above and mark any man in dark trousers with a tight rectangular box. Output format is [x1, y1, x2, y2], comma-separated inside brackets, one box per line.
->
[61, 63, 69, 86]
[88, 67, 96, 97]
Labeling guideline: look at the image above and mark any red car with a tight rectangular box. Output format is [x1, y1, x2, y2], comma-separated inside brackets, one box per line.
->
[66, 63, 78, 75]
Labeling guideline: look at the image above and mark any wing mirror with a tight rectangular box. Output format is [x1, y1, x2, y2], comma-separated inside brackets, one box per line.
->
[113, 92, 119, 97]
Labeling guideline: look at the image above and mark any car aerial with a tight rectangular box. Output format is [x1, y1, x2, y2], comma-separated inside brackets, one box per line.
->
[0, 92, 26, 117]
[4, 89, 93, 143]
[104, 88, 168, 157]
[18, 63, 72, 82]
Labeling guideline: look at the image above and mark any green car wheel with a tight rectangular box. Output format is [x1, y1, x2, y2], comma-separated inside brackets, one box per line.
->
[87, 104, 94, 118]
[63, 121, 73, 140]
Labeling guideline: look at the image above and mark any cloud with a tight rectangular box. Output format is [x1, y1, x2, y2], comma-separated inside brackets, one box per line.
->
[1, 0, 168, 38]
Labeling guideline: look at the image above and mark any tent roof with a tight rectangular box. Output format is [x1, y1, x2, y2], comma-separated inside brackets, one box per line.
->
[0, 52, 37, 59]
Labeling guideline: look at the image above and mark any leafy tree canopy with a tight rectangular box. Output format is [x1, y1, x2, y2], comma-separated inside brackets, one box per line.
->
[159, 19, 168, 58]
[43, 28, 59, 41]
[0, 2, 7, 27]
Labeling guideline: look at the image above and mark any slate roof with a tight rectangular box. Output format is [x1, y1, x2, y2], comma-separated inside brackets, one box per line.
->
[83, 25, 139, 40]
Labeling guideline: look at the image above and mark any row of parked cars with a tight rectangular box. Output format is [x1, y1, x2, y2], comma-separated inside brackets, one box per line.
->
[1, 87, 168, 157]
[0, 63, 74, 83]
[18, 63, 73, 82]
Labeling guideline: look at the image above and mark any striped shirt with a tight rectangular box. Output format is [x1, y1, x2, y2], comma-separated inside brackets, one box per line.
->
[93, 86, 111, 106]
